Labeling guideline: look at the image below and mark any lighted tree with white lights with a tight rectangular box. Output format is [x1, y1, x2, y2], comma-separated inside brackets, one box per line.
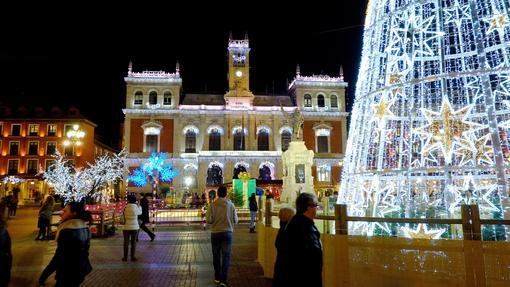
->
[43, 150, 126, 203]
[341, 0, 510, 239]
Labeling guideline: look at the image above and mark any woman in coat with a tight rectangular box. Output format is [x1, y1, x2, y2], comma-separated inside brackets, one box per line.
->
[38, 201, 93, 287]
[123, 193, 142, 261]
[36, 195, 55, 240]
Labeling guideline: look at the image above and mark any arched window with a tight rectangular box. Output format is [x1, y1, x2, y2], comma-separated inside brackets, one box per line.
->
[149, 91, 158, 105]
[209, 129, 221, 151]
[257, 128, 269, 151]
[163, 92, 172, 105]
[304, 94, 312, 107]
[134, 91, 143, 105]
[207, 165, 223, 186]
[185, 130, 197, 153]
[259, 165, 272, 180]
[233, 165, 247, 179]
[233, 129, 245, 151]
[281, 130, 291, 152]
[317, 94, 325, 107]
[330, 95, 338, 109]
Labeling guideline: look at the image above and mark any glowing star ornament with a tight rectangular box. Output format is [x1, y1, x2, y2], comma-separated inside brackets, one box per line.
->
[443, 0, 471, 28]
[417, 97, 482, 163]
[402, 223, 445, 239]
[485, 10, 509, 37]
[371, 96, 395, 128]
[455, 134, 494, 167]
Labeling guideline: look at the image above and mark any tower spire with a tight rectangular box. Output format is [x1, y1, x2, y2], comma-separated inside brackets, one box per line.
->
[229, 31, 233, 41]
[128, 60, 133, 75]
[176, 61, 180, 75]
[296, 64, 301, 76]
[339, 65, 344, 81]
[244, 31, 249, 40]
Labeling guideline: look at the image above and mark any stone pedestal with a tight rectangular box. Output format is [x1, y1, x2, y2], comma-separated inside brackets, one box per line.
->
[280, 141, 314, 205]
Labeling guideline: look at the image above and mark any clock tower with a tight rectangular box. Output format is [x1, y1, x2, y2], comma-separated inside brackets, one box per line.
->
[225, 32, 254, 109]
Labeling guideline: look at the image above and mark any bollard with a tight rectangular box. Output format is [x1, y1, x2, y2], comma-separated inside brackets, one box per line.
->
[335, 204, 348, 235]
[265, 199, 273, 227]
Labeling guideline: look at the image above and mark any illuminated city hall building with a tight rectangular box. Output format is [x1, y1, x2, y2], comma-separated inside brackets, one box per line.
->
[123, 36, 348, 195]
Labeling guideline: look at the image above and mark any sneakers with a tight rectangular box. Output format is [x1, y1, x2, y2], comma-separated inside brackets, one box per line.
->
[150, 234, 156, 242]
[214, 280, 220, 284]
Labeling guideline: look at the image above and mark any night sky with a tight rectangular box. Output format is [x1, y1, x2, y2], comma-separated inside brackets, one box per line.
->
[0, 2, 369, 148]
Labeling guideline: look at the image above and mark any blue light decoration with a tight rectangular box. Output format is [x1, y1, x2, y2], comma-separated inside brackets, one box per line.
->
[128, 152, 179, 187]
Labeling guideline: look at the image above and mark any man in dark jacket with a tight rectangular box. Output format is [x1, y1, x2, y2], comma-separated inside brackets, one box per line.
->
[248, 193, 258, 233]
[138, 193, 155, 241]
[0, 200, 12, 287]
[283, 192, 323, 287]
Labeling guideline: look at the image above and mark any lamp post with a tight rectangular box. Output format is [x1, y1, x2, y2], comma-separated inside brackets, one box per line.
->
[63, 124, 85, 147]
[63, 124, 85, 162]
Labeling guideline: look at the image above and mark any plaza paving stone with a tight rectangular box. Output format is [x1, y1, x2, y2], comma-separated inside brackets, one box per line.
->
[8, 207, 271, 287]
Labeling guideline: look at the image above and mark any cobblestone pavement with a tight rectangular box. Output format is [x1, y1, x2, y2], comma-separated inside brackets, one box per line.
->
[8, 207, 272, 287]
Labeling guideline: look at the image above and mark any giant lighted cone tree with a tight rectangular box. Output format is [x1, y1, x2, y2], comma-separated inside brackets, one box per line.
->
[341, 0, 510, 238]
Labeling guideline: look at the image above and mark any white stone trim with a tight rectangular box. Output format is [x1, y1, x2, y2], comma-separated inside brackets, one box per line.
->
[207, 124, 224, 135]
[182, 125, 200, 135]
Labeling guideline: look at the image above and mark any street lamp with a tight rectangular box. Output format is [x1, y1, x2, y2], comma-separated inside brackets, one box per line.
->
[63, 124, 85, 147]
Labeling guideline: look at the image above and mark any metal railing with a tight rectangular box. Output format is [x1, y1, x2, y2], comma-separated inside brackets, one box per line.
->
[264, 201, 510, 240]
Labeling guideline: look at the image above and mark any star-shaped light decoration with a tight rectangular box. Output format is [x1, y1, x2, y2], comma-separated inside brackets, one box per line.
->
[388, 72, 405, 96]
[485, 10, 509, 37]
[371, 95, 395, 129]
[455, 134, 494, 166]
[498, 101, 510, 129]
[443, 0, 472, 28]
[416, 97, 482, 163]
[402, 223, 445, 239]
[494, 74, 510, 100]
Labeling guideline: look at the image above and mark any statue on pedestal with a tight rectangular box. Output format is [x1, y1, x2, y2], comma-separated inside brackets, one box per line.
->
[280, 106, 304, 140]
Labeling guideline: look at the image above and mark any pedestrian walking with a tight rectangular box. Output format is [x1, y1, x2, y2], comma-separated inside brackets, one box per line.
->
[272, 207, 295, 287]
[36, 195, 55, 240]
[122, 193, 142, 261]
[248, 193, 258, 233]
[280, 192, 323, 287]
[206, 185, 238, 287]
[8, 188, 19, 217]
[0, 200, 12, 287]
[38, 201, 92, 287]
[138, 193, 155, 242]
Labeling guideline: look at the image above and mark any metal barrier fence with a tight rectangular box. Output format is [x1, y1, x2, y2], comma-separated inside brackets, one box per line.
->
[264, 201, 510, 240]
[151, 207, 253, 229]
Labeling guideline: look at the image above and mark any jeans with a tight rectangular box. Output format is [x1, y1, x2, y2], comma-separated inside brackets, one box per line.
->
[250, 211, 257, 229]
[211, 231, 233, 282]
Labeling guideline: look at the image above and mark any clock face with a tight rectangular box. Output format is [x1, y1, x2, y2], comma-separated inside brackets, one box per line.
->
[235, 70, 243, 78]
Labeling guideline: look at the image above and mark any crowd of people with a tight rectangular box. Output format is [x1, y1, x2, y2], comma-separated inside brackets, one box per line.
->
[0, 186, 324, 287]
